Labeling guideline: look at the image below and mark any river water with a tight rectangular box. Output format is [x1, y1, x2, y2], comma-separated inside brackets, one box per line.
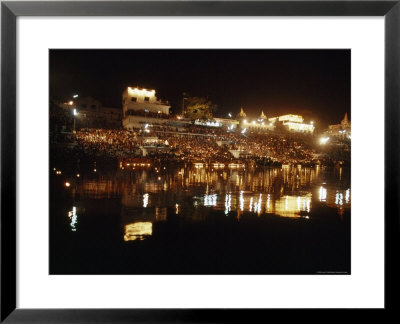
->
[50, 164, 350, 274]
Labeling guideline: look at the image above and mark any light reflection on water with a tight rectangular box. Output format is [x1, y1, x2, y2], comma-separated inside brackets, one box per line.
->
[68, 166, 350, 238]
[124, 222, 152, 241]
[67, 206, 78, 231]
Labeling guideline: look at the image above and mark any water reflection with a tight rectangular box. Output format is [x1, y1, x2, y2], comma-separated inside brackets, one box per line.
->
[143, 193, 149, 208]
[124, 222, 152, 241]
[196, 191, 313, 218]
[67, 206, 78, 232]
[68, 165, 350, 241]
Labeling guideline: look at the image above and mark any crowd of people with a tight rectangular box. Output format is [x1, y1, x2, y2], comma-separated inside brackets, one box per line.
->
[74, 128, 141, 158]
[221, 132, 316, 164]
[163, 135, 234, 163]
[51, 124, 324, 165]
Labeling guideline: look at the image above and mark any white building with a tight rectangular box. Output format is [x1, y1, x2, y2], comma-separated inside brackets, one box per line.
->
[282, 121, 315, 133]
[194, 118, 239, 129]
[122, 87, 171, 131]
[239, 109, 275, 131]
[269, 114, 305, 124]
[122, 87, 170, 117]
[269, 114, 315, 133]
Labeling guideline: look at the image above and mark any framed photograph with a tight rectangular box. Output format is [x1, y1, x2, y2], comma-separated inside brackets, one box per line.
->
[1, 0, 398, 322]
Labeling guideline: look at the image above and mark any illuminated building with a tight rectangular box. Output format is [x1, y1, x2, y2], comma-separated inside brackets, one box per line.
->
[238, 108, 275, 131]
[283, 121, 315, 133]
[269, 114, 305, 123]
[324, 113, 351, 139]
[269, 114, 315, 133]
[194, 118, 239, 129]
[237, 110, 314, 133]
[122, 87, 171, 130]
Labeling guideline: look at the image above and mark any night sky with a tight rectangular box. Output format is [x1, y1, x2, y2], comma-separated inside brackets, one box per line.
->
[50, 49, 350, 129]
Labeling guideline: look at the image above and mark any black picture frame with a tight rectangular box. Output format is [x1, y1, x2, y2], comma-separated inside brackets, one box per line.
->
[1, 0, 399, 322]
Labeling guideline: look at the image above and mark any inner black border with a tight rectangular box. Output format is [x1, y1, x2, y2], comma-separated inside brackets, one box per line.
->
[1, 1, 399, 322]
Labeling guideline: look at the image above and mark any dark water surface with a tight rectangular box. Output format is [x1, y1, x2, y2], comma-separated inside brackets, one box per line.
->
[50, 164, 350, 274]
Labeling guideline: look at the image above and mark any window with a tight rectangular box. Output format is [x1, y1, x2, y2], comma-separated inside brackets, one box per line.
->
[144, 97, 150, 102]
[131, 97, 137, 102]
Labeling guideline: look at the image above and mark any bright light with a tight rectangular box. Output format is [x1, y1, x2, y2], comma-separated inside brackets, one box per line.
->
[204, 194, 217, 207]
[319, 186, 327, 202]
[228, 113, 232, 118]
[68, 206, 78, 232]
[345, 189, 350, 203]
[144, 123, 149, 129]
[241, 128, 247, 134]
[311, 121, 314, 125]
[124, 222, 152, 241]
[143, 193, 149, 208]
[128, 87, 155, 98]
[73, 108, 77, 116]
[320, 137, 330, 145]
[73, 94, 79, 98]
[68, 101, 74, 106]
[269, 122, 273, 126]
[145, 129, 150, 133]
[243, 119, 247, 124]
[335, 192, 344, 206]
[252, 120, 256, 125]
[225, 194, 232, 215]
[65, 182, 70, 187]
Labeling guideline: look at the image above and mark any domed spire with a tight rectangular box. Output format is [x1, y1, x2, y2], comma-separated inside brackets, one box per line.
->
[260, 110, 266, 119]
[341, 112, 350, 127]
[237, 107, 247, 118]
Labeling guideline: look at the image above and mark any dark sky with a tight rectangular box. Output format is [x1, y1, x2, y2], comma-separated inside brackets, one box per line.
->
[50, 49, 350, 129]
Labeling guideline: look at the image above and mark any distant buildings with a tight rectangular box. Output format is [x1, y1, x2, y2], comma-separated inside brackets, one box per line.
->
[56, 96, 122, 129]
[240, 109, 275, 131]
[194, 118, 239, 129]
[75, 96, 122, 129]
[54, 86, 324, 136]
[122, 87, 171, 130]
[237, 109, 314, 133]
[324, 113, 351, 139]
[268, 114, 315, 133]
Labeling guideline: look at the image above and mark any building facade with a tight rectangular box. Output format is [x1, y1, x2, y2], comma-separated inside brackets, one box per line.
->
[241, 110, 275, 131]
[269, 114, 315, 133]
[122, 87, 171, 131]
